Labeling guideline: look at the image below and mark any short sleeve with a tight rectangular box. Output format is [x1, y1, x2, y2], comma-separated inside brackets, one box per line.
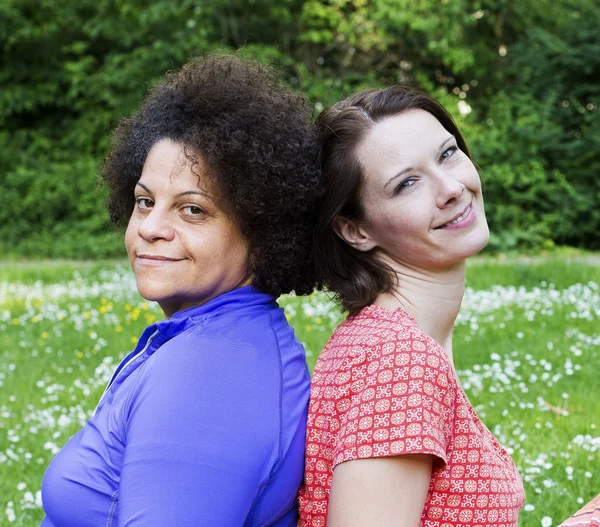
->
[332, 333, 454, 468]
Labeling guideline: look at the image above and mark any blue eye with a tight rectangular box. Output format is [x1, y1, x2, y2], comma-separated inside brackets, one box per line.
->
[394, 177, 417, 195]
[441, 146, 458, 160]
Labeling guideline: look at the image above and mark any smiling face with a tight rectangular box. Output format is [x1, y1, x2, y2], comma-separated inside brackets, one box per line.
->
[125, 139, 250, 318]
[337, 109, 489, 271]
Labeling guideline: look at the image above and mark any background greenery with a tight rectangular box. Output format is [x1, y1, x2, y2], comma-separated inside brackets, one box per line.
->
[1, 0, 599, 257]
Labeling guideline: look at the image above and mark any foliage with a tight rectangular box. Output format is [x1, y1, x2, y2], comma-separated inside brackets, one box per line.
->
[0, 0, 598, 257]
[505, 0, 600, 248]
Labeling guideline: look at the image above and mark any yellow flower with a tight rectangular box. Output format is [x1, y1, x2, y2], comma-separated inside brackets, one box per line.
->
[144, 314, 156, 324]
[305, 324, 313, 332]
[41, 332, 49, 339]
[76, 352, 84, 359]
[99, 306, 107, 314]
[131, 337, 138, 344]
[12, 318, 19, 325]
[84, 311, 91, 319]
[124, 304, 132, 312]
[115, 325, 123, 333]
[141, 303, 149, 311]
[315, 317, 322, 325]
[32, 315, 40, 323]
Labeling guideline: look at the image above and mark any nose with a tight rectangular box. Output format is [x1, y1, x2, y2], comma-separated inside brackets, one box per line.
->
[434, 170, 465, 208]
[137, 207, 175, 242]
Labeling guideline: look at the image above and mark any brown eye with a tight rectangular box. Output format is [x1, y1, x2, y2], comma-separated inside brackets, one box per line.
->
[136, 198, 153, 210]
[183, 205, 206, 217]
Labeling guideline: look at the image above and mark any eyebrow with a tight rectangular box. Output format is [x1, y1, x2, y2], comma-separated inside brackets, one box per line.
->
[383, 135, 456, 189]
[135, 182, 212, 200]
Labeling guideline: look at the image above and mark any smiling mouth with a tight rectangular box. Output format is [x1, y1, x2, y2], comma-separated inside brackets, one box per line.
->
[137, 255, 183, 262]
[436, 203, 473, 229]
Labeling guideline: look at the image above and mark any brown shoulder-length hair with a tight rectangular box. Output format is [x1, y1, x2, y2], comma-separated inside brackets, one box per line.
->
[313, 86, 472, 315]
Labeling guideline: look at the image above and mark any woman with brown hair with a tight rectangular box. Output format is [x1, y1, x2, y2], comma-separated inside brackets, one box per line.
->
[299, 87, 525, 526]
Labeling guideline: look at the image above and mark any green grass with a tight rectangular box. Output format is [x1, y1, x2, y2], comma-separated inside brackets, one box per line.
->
[1, 258, 599, 526]
[465, 257, 600, 289]
[0, 260, 125, 284]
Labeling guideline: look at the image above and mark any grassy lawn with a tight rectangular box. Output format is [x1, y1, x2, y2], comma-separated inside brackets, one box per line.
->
[1, 258, 599, 526]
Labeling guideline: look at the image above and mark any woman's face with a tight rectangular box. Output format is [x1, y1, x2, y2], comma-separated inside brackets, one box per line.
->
[125, 139, 250, 318]
[347, 109, 489, 271]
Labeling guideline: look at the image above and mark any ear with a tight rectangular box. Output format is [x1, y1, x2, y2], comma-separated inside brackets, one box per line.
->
[333, 216, 377, 252]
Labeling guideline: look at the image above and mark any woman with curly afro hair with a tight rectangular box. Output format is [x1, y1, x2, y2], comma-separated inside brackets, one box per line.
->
[40, 53, 323, 526]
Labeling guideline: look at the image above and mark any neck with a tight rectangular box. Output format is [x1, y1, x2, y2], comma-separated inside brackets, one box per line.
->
[373, 258, 466, 363]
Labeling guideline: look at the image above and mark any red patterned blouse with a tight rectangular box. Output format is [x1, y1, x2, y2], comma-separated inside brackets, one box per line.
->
[298, 305, 525, 527]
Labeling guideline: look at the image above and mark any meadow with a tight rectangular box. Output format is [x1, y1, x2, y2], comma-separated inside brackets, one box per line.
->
[0, 258, 599, 526]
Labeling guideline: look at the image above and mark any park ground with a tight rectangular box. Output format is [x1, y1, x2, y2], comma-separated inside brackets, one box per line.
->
[0, 255, 599, 526]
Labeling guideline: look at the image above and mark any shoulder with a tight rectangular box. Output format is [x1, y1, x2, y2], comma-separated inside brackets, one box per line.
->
[313, 305, 452, 384]
[153, 300, 293, 367]
[199, 299, 298, 358]
[120, 328, 281, 452]
[306, 306, 456, 469]
[138, 326, 279, 400]
[128, 309, 307, 422]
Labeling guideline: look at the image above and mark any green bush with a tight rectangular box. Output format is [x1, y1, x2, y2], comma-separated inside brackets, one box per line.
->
[0, 0, 598, 257]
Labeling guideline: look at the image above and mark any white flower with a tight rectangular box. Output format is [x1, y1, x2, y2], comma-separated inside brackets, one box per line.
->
[5, 503, 16, 522]
[541, 516, 553, 527]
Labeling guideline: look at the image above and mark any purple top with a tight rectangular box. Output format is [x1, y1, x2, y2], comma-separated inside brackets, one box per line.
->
[40, 286, 310, 526]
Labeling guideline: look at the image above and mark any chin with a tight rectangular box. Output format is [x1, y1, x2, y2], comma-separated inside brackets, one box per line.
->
[465, 226, 490, 258]
[134, 281, 168, 303]
[442, 228, 489, 267]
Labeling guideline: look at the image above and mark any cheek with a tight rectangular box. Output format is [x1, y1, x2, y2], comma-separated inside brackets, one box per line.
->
[124, 217, 137, 255]
[223, 236, 250, 272]
[224, 243, 250, 282]
[378, 207, 425, 233]
[462, 161, 482, 190]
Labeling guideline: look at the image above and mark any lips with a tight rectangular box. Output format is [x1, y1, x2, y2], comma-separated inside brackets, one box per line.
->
[136, 254, 183, 262]
[136, 254, 183, 265]
[435, 203, 473, 229]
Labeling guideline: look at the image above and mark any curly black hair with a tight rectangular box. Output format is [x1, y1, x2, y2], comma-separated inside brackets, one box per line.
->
[101, 53, 322, 297]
